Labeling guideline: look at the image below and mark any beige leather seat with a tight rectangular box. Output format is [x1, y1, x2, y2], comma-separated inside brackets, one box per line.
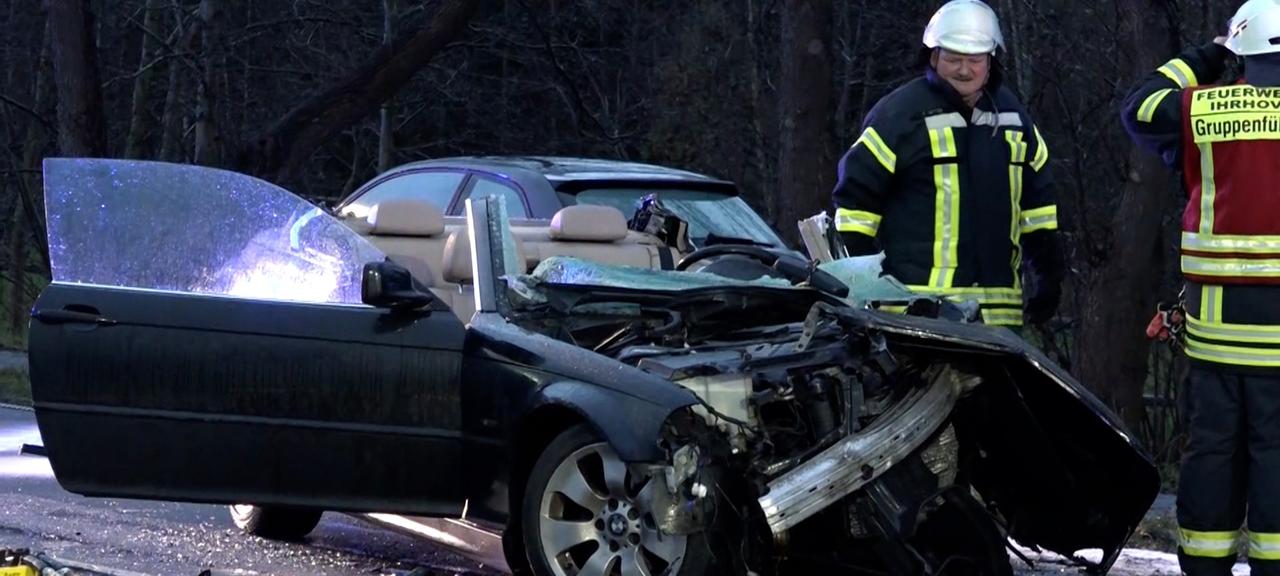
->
[520, 205, 677, 269]
[363, 199, 448, 287]
[440, 228, 529, 322]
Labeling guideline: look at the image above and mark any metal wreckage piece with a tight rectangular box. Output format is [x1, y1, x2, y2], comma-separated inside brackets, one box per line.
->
[759, 364, 976, 535]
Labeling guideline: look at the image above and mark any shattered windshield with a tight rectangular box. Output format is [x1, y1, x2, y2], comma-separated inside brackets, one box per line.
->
[42, 158, 385, 305]
[508, 254, 925, 310]
[574, 188, 784, 248]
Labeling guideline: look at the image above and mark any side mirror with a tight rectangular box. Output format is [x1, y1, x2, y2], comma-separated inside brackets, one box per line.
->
[362, 260, 434, 310]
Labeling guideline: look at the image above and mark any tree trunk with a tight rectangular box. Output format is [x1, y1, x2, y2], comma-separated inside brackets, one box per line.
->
[6, 204, 23, 336]
[1071, 3, 1175, 434]
[9, 24, 53, 335]
[744, 0, 772, 223]
[237, 0, 481, 187]
[377, 0, 397, 174]
[998, 0, 1033, 100]
[193, 0, 220, 166]
[124, 0, 162, 159]
[159, 8, 196, 163]
[834, 0, 866, 145]
[44, 0, 108, 157]
[776, 0, 835, 245]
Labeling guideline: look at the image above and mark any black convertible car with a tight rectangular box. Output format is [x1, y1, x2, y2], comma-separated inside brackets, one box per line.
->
[29, 158, 1158, 576]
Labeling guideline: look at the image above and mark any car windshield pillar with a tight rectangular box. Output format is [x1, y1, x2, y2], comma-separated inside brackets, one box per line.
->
[464, 195, 521, 316]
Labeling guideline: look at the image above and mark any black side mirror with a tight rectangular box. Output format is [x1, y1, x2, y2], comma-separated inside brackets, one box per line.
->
[362, 260, 434, 310]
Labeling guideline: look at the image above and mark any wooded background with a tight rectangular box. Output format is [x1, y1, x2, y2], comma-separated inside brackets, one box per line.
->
[0, 0, 1239, 475]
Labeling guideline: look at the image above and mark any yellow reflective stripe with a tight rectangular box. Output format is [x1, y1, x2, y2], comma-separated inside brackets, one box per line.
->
[1188, 316, 1280, 345]
[1004, 130, 1028, 163]
[931, 125, 962, 288]
[876, 305, 909, 314]
[835, 208, 882, 237]
[1182, 232, 1280, 254]
[1158, 59, 1198, 89]
[1031, 127, 1049, 172]
[907, 285, 1023, 305]
[1199, 143, 1216, 234]
[1199, 285, 1223, 323]
[1182, 255, 1280, 278]
[929, 127, 960, 289]
[1251, 532, 1280, 560]
[925, 112, 967, 130]
[929, 162, 960, 289]
[855, 128, 897, 174]
[1007, 131, 1026, 288]
[1020, 205, 1058, 234]
[928, 126, 958, 159]
[1180, 528, 1238, 558]
[1187, 338, 1280, 367]
[1138, 88, 1176, 123]
[982, 308, 1023, 326]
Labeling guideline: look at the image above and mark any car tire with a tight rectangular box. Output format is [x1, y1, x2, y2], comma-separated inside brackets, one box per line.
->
[229, 504, 322, 541]
[522, 424, 714, 576]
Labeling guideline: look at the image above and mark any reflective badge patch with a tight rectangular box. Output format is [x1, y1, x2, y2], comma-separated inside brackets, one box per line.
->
[1189, 86, 1280, 143]
[0, 567, 36, 576]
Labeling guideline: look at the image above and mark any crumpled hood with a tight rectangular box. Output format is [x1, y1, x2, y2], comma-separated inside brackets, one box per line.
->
[860, 309, 1161, 571]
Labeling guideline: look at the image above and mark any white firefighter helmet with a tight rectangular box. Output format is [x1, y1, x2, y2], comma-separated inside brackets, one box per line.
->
[1225, 0, 1280, 56]
[923, 0, 1006, 55]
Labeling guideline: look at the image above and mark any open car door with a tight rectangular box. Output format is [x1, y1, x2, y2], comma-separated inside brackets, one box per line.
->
[29, 159, 467, 517]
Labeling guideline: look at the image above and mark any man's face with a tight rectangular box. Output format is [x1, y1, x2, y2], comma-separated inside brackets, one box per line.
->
[932, 49, 991, 100]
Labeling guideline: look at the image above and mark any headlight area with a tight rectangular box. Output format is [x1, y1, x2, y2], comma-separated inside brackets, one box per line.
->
[648, 321, 996, 574]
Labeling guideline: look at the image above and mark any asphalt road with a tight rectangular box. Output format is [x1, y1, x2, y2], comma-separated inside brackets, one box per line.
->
[0, 405, 1248, 576]
[0, 406, 499, 576]
[0, 349, 26, 372]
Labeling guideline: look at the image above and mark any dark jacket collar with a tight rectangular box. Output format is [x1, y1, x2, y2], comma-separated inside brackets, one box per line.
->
[1245, 54, 1280, 87]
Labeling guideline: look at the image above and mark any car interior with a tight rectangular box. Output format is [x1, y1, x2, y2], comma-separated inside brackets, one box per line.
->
[351, 198, 686, 321]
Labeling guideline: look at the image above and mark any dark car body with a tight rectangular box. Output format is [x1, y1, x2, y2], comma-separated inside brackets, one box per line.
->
[29, 158, 1160, 575]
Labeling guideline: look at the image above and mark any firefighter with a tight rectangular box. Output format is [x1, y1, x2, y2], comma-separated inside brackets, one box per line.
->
[1121, 1, 1280, 574]
[832, 0, 1063, 329]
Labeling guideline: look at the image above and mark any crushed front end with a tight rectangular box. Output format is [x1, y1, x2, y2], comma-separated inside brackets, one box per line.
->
[509, 257, 1160, 575]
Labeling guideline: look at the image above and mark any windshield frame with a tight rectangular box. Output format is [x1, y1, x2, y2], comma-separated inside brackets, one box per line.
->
[570, 187, 785, 249]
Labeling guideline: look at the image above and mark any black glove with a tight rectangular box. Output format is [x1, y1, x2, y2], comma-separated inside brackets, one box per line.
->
[1022, 231, 1064, 325]
[1196, 40, 1234, 85]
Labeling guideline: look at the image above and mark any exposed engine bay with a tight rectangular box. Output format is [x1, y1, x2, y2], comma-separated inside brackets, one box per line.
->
[507, 257, 1160, 575]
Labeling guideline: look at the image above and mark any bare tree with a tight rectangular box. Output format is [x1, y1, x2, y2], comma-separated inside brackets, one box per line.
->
[44, 0, 107, 157]
[1068, 2, 1184, 433]
[237, 0, 481, 185]
[124, 0, 163, 159]
[378, 0, 397, 174]
[776, 0, 835, 243]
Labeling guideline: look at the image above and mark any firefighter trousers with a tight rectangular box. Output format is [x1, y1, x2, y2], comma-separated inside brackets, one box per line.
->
[1178, 365, 1280, 576]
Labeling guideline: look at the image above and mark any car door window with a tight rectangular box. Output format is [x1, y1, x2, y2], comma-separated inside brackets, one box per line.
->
[340, 171, 465, 220]
[43, 158, 386, 305]
[460, 176, 529, 218]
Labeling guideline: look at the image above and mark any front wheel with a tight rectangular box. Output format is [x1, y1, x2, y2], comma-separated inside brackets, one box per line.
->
[521, 425, 713, 576]
[229, 504, 322, 541]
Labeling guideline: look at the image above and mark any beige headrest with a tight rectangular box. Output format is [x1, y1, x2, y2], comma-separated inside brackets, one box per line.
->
[442, 230, 527, 284]
[550, 205, 627, 242]
[442, 230, 473, 283]
[367, 199, 445, 237]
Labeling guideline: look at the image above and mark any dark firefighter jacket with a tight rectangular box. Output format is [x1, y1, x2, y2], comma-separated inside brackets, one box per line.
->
[832, 68, 1061, 327]
[1123, 41, 1280, 371]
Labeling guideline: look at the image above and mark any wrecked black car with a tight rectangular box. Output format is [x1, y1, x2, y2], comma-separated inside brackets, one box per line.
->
[28, 159, 1158, 575]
